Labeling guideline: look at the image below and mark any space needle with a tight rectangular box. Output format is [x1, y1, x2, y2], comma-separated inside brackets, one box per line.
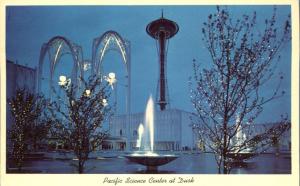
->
[146, 11, 179, 111]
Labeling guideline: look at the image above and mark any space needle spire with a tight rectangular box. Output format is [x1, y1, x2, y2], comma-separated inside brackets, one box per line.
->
[146, 12, 179, 110]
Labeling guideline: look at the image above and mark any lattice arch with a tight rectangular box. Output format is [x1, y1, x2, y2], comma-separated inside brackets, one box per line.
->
[92, 30, 130, 76]
[92, 31, 131, 150]
[37, 36, 84, 95]
[91, 30, 131, 111]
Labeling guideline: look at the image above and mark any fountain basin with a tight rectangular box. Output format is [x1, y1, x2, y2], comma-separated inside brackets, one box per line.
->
[125, 153, 178, 171]
[227, 152, 257, 162]
[126, 96, 179, 172]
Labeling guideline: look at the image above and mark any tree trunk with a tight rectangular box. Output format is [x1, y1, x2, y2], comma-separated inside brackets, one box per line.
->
[78, 160, 84, 173]
[223, 159, 229, 174]
[218, 166, 221, 174]
[222, 150, 228, 174]
[33, 137, 37, 152]
[18, 165, 22, 172]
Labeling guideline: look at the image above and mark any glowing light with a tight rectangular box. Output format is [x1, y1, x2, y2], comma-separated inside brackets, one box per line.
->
[85, 89, 91, 97]
[59, 75, 67, 82]
[102, 99, 108, 107]
[58, 75, 71, 89]
[108, 72, 116, 79]
[105, 72, 117, 89]
[58, 75, 68, 86]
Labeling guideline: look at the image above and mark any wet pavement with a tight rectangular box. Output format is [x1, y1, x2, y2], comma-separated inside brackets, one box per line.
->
[7, 152, 291, 174]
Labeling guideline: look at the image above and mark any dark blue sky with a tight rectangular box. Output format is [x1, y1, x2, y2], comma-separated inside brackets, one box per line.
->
[6, 5, 291, 123]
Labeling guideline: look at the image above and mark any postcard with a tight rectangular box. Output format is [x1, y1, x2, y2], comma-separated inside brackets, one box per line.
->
[0, 1, 299, 186]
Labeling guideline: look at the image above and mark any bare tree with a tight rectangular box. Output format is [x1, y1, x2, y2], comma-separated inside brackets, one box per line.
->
[189, 6, 291, 174]
[8, 89, 47, 172]
[48, 75, 112, 173]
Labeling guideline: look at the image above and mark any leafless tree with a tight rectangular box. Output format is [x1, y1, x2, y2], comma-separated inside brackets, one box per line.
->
[8, 89, 48, 172]
[48, 75, 112, 173]
[190, 6, 291, 174]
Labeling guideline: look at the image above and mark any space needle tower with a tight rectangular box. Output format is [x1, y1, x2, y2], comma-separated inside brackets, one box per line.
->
[146, 11, 179, 111]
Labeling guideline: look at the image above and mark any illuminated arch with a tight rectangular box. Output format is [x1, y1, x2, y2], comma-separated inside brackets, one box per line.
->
[92, 31, 131, 150]
[92, 30, 130, 76]
[37, 36, 83, 95]
[92, 30, 131, 111]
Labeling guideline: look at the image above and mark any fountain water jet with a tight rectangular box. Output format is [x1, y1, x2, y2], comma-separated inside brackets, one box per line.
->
[141, 96, 154, 152]
[228, 115, 256, 161]
[136, 124, 144, 149]
[125, 96, 178, 171]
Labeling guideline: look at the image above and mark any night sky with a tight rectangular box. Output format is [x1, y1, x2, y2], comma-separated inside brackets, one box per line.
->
[6, 5, 291, 123]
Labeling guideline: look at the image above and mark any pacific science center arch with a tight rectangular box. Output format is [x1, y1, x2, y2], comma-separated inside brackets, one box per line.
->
[91, 30, 131, 150]
[92, 30, 131, 117]
[37, 31, 131, 149]
[37, 36, 84, 97]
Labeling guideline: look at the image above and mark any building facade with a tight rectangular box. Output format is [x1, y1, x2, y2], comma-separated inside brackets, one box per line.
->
[6, 60, 37, 151]
[6, 60, 37, 131]
[250, 122, 291, 153]
[108, 109, 197, 151]
[193, 122, 291, 153]
[108, 108, 291, 153]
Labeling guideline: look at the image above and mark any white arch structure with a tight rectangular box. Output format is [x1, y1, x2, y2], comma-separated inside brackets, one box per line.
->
[37, 36, 83, 96]
[92, 31, 130, 76]
[92, 30, 131, 150]
[37, 31, 131, 150]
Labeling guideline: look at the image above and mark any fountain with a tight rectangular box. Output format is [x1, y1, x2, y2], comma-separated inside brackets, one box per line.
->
[136, 124, 144, 149]
[227, 115, 256, 162]
[124, 96, 178, 171]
